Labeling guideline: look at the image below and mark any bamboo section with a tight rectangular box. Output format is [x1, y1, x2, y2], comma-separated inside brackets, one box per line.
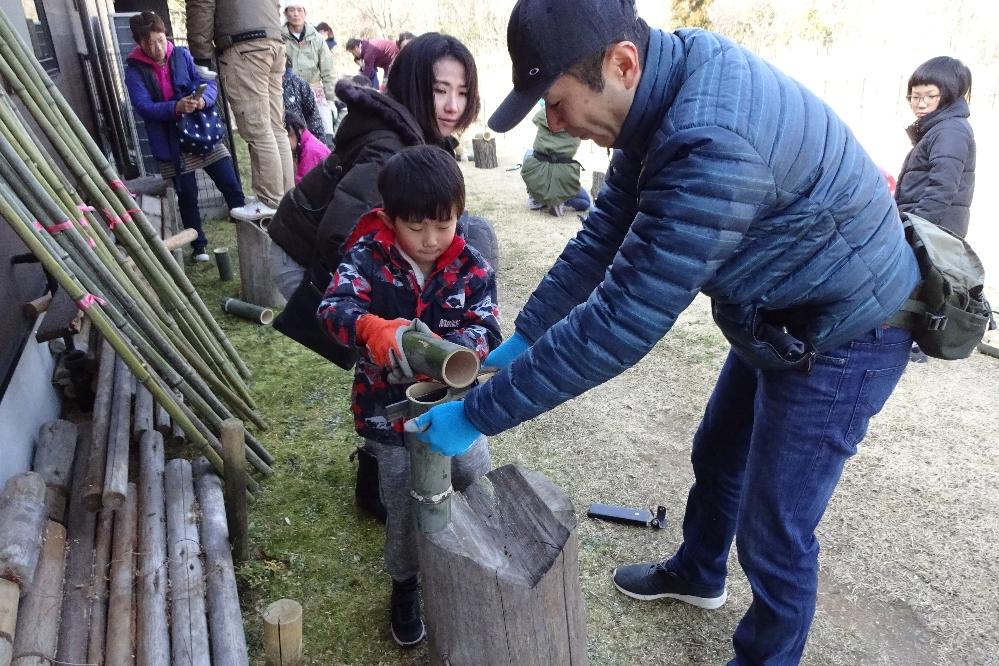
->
[11, 521, 66, 666]
[194, 459, 249, 666]
[105, 484, 137, 666]
[401, 330, 481, 388]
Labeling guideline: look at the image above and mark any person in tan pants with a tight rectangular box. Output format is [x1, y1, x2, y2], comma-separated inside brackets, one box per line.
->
[186, 0, 294, 214]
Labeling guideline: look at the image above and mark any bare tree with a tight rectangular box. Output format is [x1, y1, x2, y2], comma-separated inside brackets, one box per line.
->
[672, 0, 713, 29]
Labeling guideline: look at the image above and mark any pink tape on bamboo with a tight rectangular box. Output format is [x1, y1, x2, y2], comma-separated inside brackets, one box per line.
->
[121, 211, 133, 223]
[110, 179, 125, 190]
[76, 293, 108, 310]
[104, 208, 123, 230]
[47, 220, 75, 233]
[77, 217, 90, 227]
[77, 204, 96, 212]
[33, 220, 43, 230]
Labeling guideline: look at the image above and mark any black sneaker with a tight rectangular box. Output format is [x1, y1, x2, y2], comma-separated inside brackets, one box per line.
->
[613, 561, 727, 609]
[390, 576, 426, 647]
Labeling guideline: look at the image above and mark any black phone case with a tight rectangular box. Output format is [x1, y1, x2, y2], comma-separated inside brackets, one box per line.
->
[587, 503, 652, 527]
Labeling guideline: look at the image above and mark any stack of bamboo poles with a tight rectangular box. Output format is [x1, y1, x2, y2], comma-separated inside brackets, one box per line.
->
[0, 412, 248, 664]
[0, 8, 273, 486]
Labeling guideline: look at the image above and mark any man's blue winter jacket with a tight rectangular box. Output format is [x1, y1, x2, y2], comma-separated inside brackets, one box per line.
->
[464, 28, 920, 436]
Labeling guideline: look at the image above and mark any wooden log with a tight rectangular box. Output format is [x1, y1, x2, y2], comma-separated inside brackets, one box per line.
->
[122, 229, 197, 273]
[472, 134, 497, 169]
[262, 599, 303, 666]
[235, 217, 285, 308]
[31, 419, 79, 523]
[34, 289, 81, 344]
[11, 521, 66, 666]
[105, 483, 137, 666]
[102, 355, 132, 509]
[165, 460, 210, 666]
[590, 171, 606, 202]
[20, 294, 51, 320]
[57, 423, 97, 665]
[0, 473, 47, 591]
[136, 431, 169, 666]
[220, 420, 248, 564]
[419, 465, 588, 666]
[194, 458, 249, 666]
[154, 399, 171, 437]
[133, 383, 154, 442]
[87, 507, 114, 666]
[83, 339, 116, 510]
[0, 580, 18, 666]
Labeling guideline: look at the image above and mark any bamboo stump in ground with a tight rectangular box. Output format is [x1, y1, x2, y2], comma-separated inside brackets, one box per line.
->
[472, 134, 497, 169]
[235, 217, 285, 309]
[418, 464, 588, 666]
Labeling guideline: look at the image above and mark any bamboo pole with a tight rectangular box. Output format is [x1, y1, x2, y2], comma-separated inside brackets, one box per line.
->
[0, 18, 251, 380]
[401, 330, 481, 388]
[405, 383, 454, 534]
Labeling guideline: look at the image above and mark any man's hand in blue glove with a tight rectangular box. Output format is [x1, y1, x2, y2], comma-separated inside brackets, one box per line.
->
[484, 331, 530, 370]
[404, 401, 482, 457]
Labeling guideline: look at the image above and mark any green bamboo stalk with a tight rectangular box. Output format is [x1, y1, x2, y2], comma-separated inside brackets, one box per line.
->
[405, 382, 455, 534]
[401, 331, 481, 388]
[0, 15, 251, 380]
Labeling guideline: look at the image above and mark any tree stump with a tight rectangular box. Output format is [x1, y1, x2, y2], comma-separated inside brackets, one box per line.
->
[12, 521, 66, 666]
[235, 217, 286, 309]
[0, 473, 47, 591]
[262, 599, 303, 666]
[418, 464, 588, 666]
[590, 171, 606, 203]
[472, 134, 497, 169]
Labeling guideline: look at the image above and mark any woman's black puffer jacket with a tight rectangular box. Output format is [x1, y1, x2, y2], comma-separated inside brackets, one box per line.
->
[895, 98, 976, 237]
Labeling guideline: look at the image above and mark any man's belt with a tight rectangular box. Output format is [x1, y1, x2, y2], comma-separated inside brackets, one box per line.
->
[216, 28, 283, 54]
[533, 151, 578, 165]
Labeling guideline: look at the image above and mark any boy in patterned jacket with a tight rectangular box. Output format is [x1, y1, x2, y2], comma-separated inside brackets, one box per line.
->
[316, 145, 501, 647]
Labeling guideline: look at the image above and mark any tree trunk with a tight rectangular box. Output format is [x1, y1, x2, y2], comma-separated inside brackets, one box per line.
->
[165, 460, 210, 666]
[590, 171, 606, 202]
[472, 135, 497, 169]
[235, 218, 286, 309]
[419, 465, 589, 666]
[11, 521, 66, 666]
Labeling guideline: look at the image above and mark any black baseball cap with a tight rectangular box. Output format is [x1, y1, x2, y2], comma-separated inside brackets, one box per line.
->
[488, 0, 638, 133]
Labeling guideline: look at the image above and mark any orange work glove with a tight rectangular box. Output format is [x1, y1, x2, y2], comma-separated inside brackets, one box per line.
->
[355, 315, 410, 369]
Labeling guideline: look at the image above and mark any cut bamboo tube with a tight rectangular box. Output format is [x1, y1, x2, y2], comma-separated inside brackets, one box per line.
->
[30, 419, 78, 523]
[401, 330, 481, 388]
[222, 298, 274, 325]
[0, 473, 47, 590]
[165, 460, 210, 666]
[194, 458, 249, 666]
[263, 599, 303, 666]
[105, 483, 137, 666]
[11, 521, 66, 666]
[136, 431, 169, 666]
[405, 382, 454, 534]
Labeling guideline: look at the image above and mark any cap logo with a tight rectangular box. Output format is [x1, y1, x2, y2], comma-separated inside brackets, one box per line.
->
[529, 67, 540, 76]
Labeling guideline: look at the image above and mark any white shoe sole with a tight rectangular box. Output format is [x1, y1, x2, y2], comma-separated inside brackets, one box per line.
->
[613, 570, 728, 609]
[391, 623, 426, 647]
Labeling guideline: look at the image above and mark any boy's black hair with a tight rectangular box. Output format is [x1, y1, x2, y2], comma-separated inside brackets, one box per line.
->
[384, 32, 480, 146]
[908, 56, 972, 107]
[345, 38, 362, 51]
[350, 74, 374, 88]
[566, 18, 651, 93]
[378, 146, 465, 223]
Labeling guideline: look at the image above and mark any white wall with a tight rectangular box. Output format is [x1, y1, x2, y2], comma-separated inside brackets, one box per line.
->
[0, 320, 60, 488]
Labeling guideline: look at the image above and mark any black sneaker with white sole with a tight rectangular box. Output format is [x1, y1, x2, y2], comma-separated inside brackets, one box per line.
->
[390, 576, 426, 647]
[613, 560, 728, 609]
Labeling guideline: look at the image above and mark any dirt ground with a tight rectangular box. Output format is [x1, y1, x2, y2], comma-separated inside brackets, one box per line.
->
[457, 135, 999, 666]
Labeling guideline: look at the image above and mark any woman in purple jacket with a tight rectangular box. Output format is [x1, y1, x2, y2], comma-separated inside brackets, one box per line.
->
[124, 11, 245, 261]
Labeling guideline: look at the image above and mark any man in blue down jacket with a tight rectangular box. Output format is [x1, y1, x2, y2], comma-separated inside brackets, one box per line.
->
[407, 1, 920, 663]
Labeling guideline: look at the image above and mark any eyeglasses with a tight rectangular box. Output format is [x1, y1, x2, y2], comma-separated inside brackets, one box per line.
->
[906, 94, 940, 105]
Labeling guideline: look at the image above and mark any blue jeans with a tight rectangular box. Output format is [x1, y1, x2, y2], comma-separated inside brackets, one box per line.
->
[666, 325, 911, 665]
[174, 156, 245, 252]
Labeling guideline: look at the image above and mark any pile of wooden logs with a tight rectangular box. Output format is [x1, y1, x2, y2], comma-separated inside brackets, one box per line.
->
[0, 376, 249, 664]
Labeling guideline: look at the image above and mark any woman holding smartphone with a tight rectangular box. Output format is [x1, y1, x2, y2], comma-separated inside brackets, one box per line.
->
[124, 11, 246, 262]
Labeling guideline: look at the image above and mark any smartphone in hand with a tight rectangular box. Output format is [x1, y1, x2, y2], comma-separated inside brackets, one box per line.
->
[191, 82, 209, 101]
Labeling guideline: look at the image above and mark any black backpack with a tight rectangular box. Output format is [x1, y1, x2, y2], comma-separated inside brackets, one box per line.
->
[887, 213, 994, 359]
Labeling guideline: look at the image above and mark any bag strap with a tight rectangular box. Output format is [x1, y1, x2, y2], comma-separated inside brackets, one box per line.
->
[885, 297, 950, 331]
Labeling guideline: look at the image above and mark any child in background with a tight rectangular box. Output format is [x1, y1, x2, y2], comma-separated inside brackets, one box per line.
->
[285, 111, 331, 184]
[316, 145, 501, 647]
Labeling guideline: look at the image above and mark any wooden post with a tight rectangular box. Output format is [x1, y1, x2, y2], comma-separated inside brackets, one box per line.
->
[262, 599, 303, 666]
[57, 424, 97, 665]
[82, 339, 115, 510]
[0, 473, 47, 591]
[404, 383, 453, 534]
[165, 460, 210, 666]
[102, 355, 132, 509]
[133, 382, 155, 442]
[590, 171, 606, 202]
[20, 293, 51, 320]
[87, 507, 114, 666]
[235, 217, 286, 308]
[419, 465, 588, 666]
[136, 431, 169, 666]
[472, 133, 497, 169]
[220, 419, 248, 564]
[0, 580, 18, 666]
[154, 399, 171, 437]
[31, 419, 78, 522]
[105, 483, 138, 666]
[11, 521, 66, 666]
[194, 458, 249, 666]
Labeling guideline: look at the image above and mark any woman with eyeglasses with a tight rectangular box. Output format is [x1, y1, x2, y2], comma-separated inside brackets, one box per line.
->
[895, 56, 975, 239]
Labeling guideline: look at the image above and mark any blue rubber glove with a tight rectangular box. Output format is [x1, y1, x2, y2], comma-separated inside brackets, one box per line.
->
[404, 401, 482, 457]
[484, 331, 530, 370]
